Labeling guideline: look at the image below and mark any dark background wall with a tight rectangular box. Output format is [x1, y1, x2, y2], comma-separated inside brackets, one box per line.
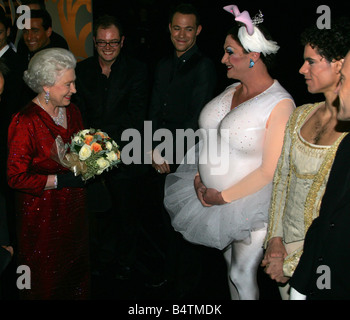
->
[93, 0, 347, 106]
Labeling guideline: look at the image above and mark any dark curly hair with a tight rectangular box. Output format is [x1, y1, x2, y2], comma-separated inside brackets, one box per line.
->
[301, 17, 350, 62]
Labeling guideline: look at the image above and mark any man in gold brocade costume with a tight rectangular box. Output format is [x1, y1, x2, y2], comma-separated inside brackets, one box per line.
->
[262, 18, 350, 300]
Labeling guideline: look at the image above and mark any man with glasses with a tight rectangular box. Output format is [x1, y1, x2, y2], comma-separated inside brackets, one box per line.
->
[74, 14, 149, 287]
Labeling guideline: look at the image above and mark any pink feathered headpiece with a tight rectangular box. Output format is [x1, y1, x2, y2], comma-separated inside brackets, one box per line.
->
[223, 4, 255, 35]
[223, 4, 279, 56]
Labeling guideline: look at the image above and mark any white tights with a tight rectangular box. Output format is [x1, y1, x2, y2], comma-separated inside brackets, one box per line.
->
[223, 227, 267, 300]
[289, 287, 307, 300]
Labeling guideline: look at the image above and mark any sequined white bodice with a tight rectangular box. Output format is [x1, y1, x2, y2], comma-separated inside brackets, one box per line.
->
[198, 80, 293, 191]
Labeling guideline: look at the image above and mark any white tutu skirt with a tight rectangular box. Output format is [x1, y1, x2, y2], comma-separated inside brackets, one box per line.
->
[164, 143, 272, 250]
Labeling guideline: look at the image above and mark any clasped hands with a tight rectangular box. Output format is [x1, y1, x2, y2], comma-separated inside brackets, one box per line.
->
[261, 237, 289, 284]
[194, 174, 227, 206]
[150, 147, 227, 206]
[151, 149, 170, 174]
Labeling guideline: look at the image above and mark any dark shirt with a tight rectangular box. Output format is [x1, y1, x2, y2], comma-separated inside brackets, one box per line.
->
[0, 47, 27, 192]
[290, 134, 350, 299]
[74, 52, 148, 147]
[0, 46, 27, 118]
[0, 193, 11, 275]
[73, 52, 149, 177]
[148, 44, 217, 170]
[0, 194, 9, 246]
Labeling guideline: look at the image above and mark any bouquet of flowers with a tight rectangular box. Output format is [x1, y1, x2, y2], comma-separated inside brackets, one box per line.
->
[51, 128, 121, 181]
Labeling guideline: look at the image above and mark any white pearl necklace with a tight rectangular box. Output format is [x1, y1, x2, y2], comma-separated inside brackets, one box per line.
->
[36, 97, 65, 126]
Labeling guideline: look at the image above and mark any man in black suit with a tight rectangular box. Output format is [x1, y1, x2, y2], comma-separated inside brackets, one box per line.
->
[289, 50, 350, 299]
[17, 8, 68, 65]
[149, 4, 217, 174]
[0, 192, 13, 297]
[0, 64, 14, 297]
[147, 3, 217, 298]
[0, 13, 25, 75]
[73, 14, 149, 282]
[15, 0, 69, 54]
[0, 15, 26, 248]
[0, 12, 26, 120]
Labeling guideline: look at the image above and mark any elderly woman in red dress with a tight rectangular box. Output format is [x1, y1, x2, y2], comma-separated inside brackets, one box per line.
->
[7, 48, 89, 299]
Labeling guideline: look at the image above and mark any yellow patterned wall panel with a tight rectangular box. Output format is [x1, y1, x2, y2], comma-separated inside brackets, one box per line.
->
[46, 0, 93, 61]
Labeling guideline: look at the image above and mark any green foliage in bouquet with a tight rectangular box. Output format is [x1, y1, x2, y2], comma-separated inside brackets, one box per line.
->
[64, 128, 121, 180]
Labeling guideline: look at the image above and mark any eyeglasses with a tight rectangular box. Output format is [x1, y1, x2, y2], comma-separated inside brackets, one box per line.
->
[95, 40, 121, 47]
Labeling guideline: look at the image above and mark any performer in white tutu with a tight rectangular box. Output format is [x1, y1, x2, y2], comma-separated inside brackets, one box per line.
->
[164, 5, 295, 300]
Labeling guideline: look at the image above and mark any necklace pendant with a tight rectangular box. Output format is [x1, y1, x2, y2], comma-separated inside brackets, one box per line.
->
[36, 97, 65, 126]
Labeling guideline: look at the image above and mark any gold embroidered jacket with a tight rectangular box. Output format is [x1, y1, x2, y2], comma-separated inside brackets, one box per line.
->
[265, 102, 348, 277]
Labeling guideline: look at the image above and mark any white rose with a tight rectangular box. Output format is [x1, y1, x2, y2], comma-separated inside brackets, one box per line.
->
[106, 151, 117, 162]
[79, 144, 92, 160]
[73, 135, 83, 144]
[105, 141, 112, 151]
[80, 129, 90, 136]
[96, 158, 109, 170]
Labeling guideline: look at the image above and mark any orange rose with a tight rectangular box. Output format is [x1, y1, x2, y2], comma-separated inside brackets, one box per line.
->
[85, 134, 94, 145]
[91, 142, 102, 153]
[95, 132, 106, 139]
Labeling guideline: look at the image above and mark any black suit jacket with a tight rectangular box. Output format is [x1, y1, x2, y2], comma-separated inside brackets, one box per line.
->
[148, 45, 217, 171]
[73, 52, 149, 177]
[0, 46, 27, 118]
[0, 47, 27, 192]
[0, 193, 11, 275]
[290, 133, 350, 299]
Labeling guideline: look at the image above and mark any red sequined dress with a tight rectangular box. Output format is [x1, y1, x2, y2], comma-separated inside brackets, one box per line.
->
[7, 101, 90, 299]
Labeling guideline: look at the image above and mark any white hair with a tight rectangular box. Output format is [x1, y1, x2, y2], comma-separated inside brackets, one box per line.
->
[23, 48, 76, 93]
[238, 25, 280, 56]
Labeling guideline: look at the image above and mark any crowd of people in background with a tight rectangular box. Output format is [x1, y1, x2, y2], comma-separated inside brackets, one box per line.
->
[0, 0, 350, 301]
